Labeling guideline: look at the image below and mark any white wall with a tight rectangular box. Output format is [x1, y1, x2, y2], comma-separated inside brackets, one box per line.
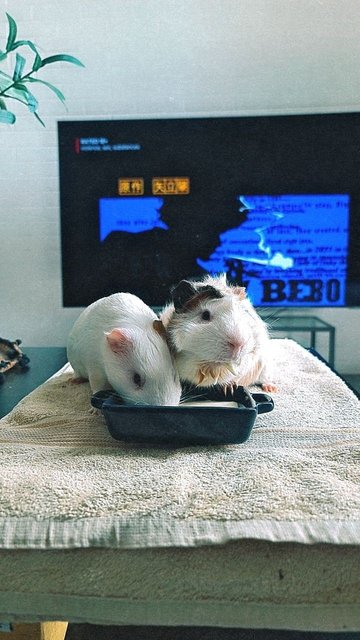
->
[1, 0, 359, 373]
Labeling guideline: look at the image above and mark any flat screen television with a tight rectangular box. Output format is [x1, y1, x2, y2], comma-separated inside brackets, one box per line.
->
[58, 113, 360, 309]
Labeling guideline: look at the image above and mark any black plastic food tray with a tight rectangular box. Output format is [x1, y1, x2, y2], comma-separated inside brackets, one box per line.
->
[91, 386, 274, 447]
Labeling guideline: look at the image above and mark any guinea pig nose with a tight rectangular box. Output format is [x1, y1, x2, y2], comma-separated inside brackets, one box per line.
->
[227, 339, 244, 357]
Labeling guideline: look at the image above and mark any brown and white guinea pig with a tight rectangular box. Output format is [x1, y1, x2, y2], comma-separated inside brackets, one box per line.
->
[160, 274, 277, 392]
[67, 292, 181, 406]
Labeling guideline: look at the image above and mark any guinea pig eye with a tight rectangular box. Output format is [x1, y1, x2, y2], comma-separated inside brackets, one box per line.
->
[133, 372, 143, 388]
[201, 309, 211, 321]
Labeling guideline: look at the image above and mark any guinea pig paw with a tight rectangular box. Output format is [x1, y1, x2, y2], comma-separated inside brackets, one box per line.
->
[223, 382, 237, 396]
[261, 382, 278, 393]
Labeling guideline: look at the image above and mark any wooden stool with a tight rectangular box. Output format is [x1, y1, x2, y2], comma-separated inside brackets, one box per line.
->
[0, 622, 68, 640]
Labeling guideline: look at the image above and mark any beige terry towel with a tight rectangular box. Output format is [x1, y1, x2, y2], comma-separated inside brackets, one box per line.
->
[0, 338, 359, 550]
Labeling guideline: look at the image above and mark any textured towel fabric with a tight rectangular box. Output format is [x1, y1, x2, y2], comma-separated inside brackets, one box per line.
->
[0, 541, 359, 631]
[0, 338, 359, 550]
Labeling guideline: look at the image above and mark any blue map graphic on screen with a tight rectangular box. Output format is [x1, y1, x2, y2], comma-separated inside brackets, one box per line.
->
[99, 197, 167, 241]
[197, 194, 350, 306]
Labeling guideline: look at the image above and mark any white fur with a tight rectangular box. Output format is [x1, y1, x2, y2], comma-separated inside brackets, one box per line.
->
[161, 275, 274, 389]
[67, 293, 181, 406]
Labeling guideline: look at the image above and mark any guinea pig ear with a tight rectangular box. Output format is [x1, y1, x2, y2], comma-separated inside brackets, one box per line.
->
[232, 286, 247, 300]
[153, 319, 168, 341]
[105, 329, 132, 355]
[171, 280, 197, 311]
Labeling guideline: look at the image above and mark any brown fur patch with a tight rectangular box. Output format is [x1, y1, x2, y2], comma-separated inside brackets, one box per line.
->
[70, 377, 88, 385]
[153, 319, 168, 341]
[183, 290, 220, 312]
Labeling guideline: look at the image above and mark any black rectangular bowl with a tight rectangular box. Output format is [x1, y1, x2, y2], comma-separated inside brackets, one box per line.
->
[91, 386, 274, 447]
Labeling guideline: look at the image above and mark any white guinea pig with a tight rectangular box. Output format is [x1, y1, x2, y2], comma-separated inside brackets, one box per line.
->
[67, 292, 181, 406]
[160, 274, 276, 392]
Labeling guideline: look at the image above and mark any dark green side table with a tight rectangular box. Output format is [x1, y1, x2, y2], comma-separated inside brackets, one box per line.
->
[0, 347, 67, 419]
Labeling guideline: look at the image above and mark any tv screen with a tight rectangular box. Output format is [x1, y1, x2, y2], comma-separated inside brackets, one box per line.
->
[58, 113, 360, 308]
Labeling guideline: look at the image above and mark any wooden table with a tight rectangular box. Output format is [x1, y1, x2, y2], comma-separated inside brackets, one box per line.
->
[0, 347, 68, 640]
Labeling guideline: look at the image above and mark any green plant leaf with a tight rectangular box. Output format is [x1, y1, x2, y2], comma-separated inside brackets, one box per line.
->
[32, 52, 42, 72]
[11, 82, 38, 112]
[0, 69, 12, 79]
[39, 53, 84, 68]
[12, 39, 40, 56]
[13, 52, 26, 81]
[33, 111, 45, 127]
[23, 77, 66, 103]
[3, 85, 28, 105]
[0, 108, 16, 124]
[0, 70, 13, 93]
[1, 13, 84, 126]
[10, 40, 43, 70]
[5, 13, 17, 52]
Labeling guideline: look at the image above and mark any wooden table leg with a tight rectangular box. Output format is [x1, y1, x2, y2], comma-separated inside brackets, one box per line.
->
[0, 622, 68, 640]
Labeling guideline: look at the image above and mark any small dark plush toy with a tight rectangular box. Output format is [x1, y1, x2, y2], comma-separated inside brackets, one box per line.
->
[0, 338, 30, 385]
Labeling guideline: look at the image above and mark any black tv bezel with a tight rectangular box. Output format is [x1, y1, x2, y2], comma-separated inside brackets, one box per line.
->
[57, 112, 360, 309]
